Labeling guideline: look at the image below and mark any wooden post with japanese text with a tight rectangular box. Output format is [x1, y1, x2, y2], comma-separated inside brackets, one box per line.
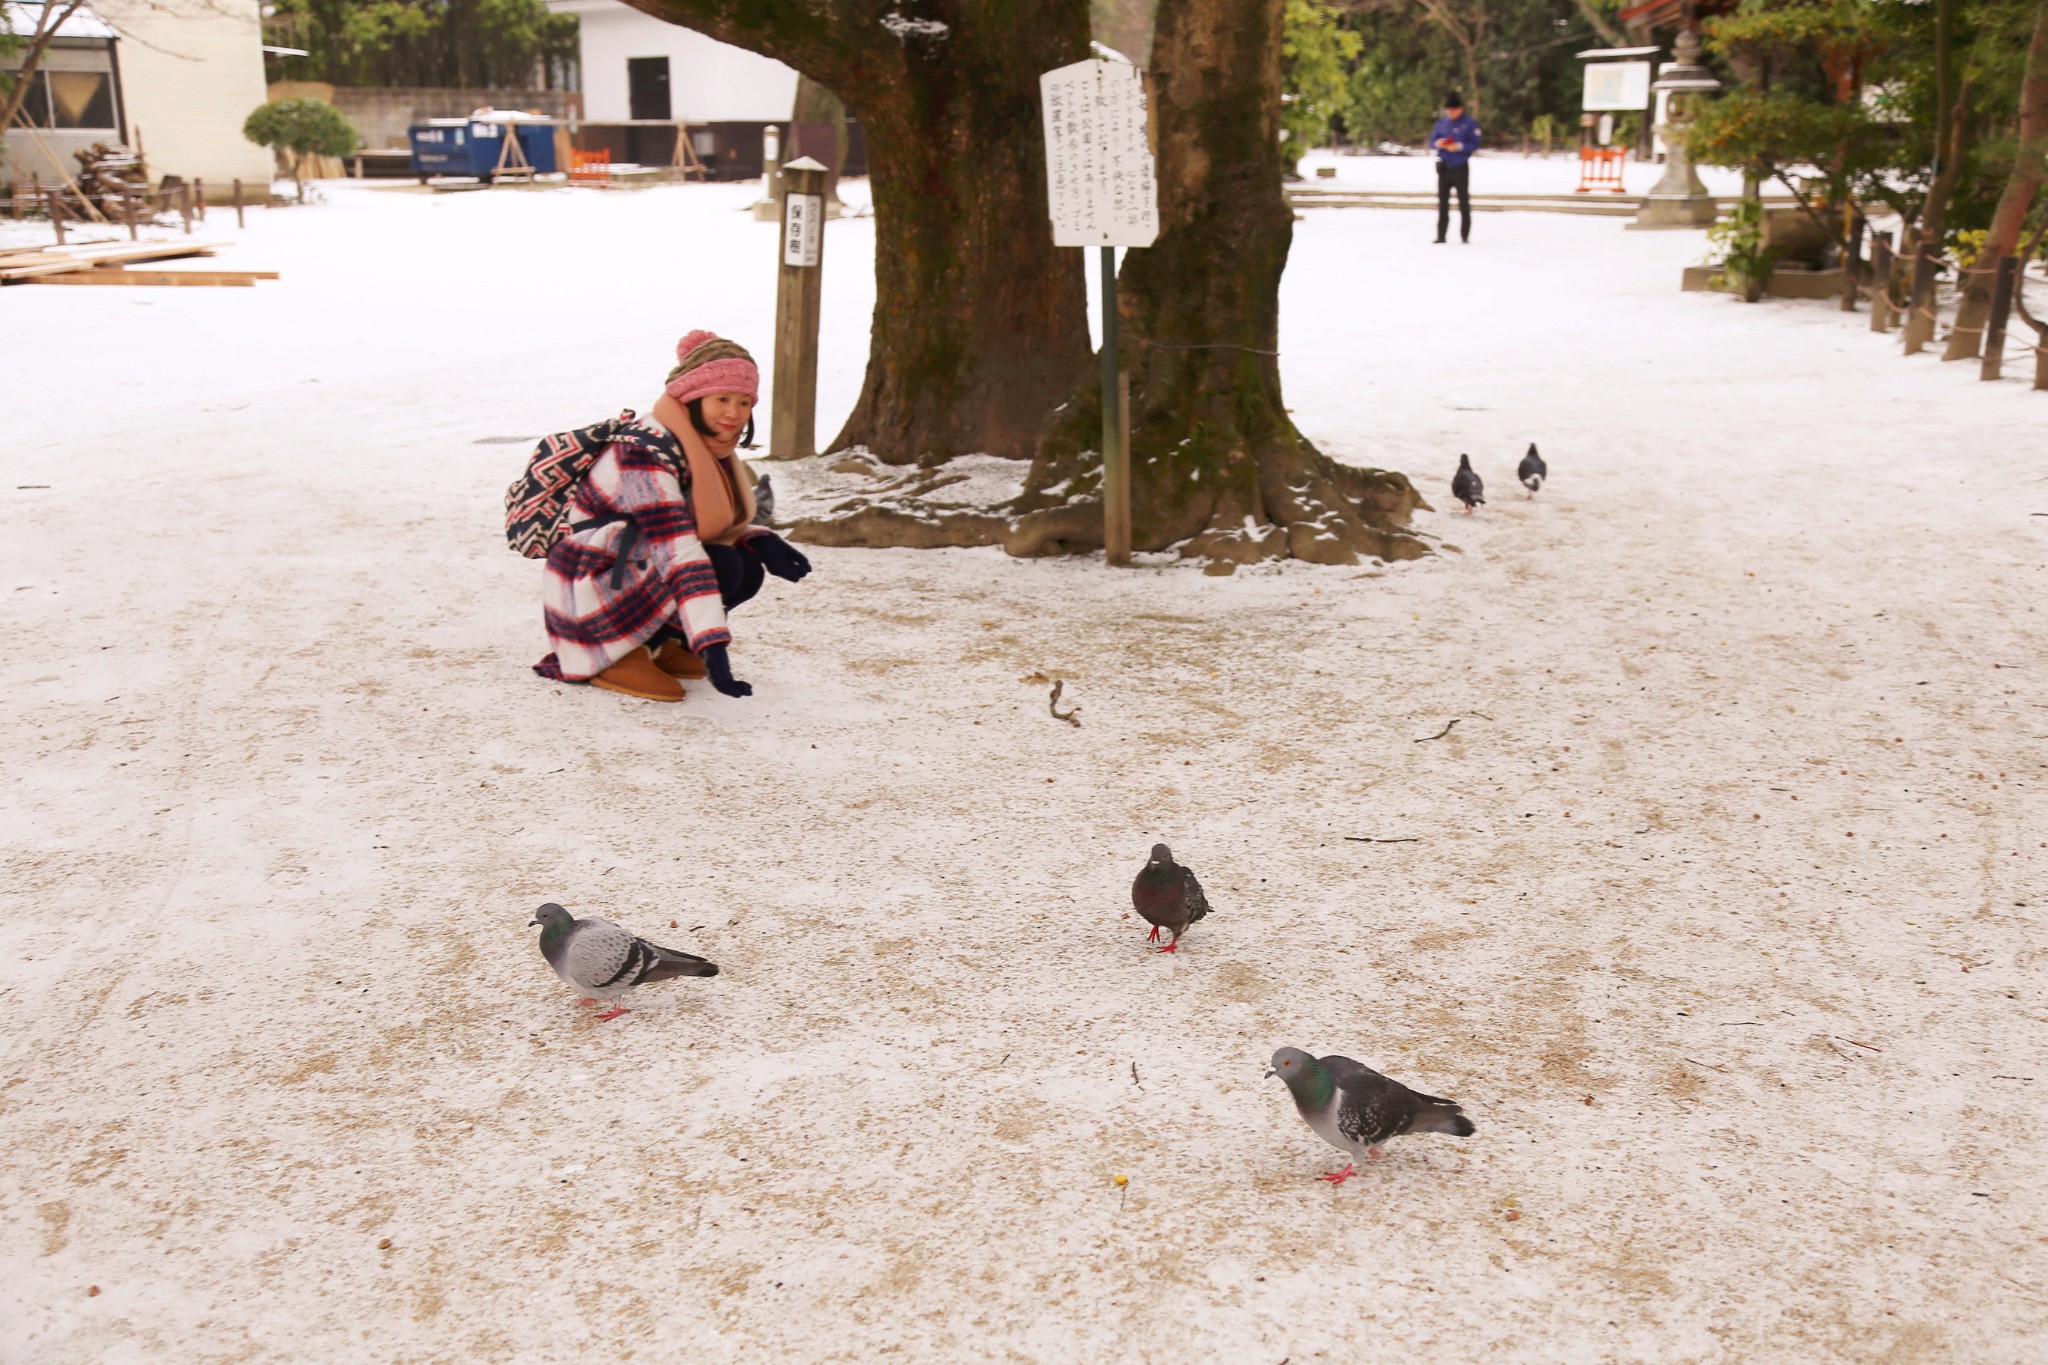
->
[770, 156, 827, 459]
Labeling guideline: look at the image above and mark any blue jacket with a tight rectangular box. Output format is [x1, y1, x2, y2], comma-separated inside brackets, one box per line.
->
[1429, 113, 1481, 168]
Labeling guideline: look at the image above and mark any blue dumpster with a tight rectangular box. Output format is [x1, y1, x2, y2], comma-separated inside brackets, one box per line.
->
[408, 117, 557, 182]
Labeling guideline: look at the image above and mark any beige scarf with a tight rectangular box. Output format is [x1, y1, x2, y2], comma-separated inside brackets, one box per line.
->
[651, 394, 757, 547]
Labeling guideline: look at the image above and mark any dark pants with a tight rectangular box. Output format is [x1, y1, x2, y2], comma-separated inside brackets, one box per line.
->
[647, 541, 764, 653]
[706, 541, 764, 610]
[1436, 162, 1471, 242]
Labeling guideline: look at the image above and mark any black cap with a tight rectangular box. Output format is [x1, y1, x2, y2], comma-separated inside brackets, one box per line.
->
[1445, 91, 1464, 108]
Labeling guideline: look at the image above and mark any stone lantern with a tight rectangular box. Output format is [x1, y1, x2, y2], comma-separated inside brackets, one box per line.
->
[1634, 27, 1722, 229]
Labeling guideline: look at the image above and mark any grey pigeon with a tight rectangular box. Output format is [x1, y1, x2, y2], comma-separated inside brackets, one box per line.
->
[753, 473, 776, 525]
[1451, 454, 1484, 513]
[1130, 843, 1211, 953]
[1267, 1047, 1475, 1183]
[529, 903, 718, 1020]
[1517, 443, 1546, 497]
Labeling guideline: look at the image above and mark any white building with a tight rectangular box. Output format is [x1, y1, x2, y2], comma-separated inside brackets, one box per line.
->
[3, 0, 273, 195]
[546, 0, 798, 123]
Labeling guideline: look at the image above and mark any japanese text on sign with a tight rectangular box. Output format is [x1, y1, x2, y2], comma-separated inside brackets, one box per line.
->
[1040, 59, 1159, 249]
[783, 192, 823, 267]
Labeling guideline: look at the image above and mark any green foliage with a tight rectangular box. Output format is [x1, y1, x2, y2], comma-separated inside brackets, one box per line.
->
[244, 96, 358, 199]
[244, 96, 359, 160]
[1704, 194, 1776, 301]
[1282, 0, 1363, 168]
[262, 0, 578, 89]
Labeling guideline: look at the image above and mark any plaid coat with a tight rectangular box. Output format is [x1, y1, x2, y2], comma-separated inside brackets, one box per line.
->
[533, 418, 762, 682]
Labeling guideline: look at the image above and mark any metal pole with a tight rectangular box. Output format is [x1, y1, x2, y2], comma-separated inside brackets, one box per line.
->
[769, 157, 826, 459]
[1100, 244, 1130, 566]
[1981, 255, 2019, 383]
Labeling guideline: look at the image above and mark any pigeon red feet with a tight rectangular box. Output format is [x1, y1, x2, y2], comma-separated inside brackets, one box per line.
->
[1318, 1163, 1358, 1185]
[594, 1005, 632, 1022]
[1146, 925, 1160, 943]
[576, 997, 601, 1007]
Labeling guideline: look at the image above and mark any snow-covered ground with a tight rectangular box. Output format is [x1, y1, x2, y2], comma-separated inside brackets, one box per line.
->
[1295, 145, 1751, 197]
[3, 179, 2044, 1363]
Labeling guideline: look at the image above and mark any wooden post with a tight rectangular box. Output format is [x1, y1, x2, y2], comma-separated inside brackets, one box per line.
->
[233, 179, 246, 229]
[194, 178, 206, 220]
[770, 157, 827, 460]
[1869, 233, 1894, 332]
[1840, 212, 1863, 312]
[47, 186, 66, 246]
[1902, 243, 1939, 354]
[1981, 255, 2019, 383]
[1100, 245, 1131, 566]
[178, 182, 193, 234]
[123, 187, 139, 241]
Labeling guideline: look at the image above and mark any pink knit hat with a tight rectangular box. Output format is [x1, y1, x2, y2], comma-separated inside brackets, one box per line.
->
[664, 329, 759, 405]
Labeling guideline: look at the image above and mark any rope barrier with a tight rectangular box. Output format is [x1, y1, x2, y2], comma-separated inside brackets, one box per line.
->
[1124, 333, 1281, 357]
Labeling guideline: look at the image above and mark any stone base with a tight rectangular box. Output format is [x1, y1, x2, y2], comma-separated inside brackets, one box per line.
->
[1630, 195, 1720, 229]
[1682, 264, 1847, 300]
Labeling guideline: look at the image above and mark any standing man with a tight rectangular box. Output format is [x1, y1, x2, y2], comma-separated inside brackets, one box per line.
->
[1430, 92, 1481, 244]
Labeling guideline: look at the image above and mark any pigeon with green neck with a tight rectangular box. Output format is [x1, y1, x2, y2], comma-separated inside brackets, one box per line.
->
[1267, 1047, 1475, 1184]
[1130, 843, 1211, 953]
[530, 903, 718, 1021]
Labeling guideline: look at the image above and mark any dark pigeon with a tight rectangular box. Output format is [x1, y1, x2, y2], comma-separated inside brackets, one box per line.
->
[753, 473, 776, 526]
[530, 903, 718, 1021]
[1130, 843, 1211, 953]
[1517, 443, 1547, 497]
[1452, 454, 1484, 513]
[1267, 1047, 1475, 1184]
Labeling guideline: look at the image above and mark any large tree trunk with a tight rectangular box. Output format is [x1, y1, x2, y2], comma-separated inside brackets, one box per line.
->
[627, 1, 1093, 463]
[1945, 0, 2048, 361]
[1003, 0, 1426, 566]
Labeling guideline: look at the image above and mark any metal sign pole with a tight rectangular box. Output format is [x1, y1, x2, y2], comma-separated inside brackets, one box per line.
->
[771, 155, 827, 459]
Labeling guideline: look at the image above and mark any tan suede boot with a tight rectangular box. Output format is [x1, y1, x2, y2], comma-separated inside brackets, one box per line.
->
[589, 646, 684, 702]
[652, 639, 708, 680]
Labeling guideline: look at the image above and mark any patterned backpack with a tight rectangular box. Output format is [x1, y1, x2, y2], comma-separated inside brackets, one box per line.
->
[503, 410, 636, 558]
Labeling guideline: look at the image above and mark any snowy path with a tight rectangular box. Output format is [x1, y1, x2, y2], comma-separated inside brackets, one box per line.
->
[3, 181, 2044, 1363]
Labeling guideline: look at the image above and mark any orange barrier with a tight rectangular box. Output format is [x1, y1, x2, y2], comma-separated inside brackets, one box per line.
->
[1575, 146, 1629, 194]
[570, 149, 611, 185]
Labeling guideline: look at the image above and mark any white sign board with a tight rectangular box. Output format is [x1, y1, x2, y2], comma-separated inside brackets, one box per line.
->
[1582, 61, 1653, 111]
[1040, 59, 1159, 248]
[783, 192, 822, 267]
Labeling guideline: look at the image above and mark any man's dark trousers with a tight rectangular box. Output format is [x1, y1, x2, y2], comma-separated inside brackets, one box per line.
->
[1436, 162, 1471, 243]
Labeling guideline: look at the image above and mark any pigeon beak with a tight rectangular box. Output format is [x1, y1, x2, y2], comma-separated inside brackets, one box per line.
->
[1263, 1068, 1278, 1079]
[528, 917, 541, 927]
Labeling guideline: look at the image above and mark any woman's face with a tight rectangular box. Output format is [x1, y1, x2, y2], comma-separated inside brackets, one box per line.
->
[701, 391, 754, 442]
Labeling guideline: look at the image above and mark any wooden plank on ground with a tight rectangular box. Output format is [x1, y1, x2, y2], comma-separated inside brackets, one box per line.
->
[23, 268, 272, 287]
[0, 242, 222, 281]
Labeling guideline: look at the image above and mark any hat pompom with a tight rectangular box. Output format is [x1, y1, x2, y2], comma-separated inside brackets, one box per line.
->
[675, 329, 720, 363]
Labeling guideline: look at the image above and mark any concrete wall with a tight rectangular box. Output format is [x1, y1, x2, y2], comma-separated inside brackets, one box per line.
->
[95, 0, 274, 188]
[320, 86, 584, 152]
[547, 0, 797, 123]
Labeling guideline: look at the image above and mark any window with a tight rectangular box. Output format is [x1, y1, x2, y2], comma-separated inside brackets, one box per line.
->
[6, 69, 117, 130]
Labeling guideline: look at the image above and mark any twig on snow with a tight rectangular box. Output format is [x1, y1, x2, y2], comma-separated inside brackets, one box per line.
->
[1344, 836, 1421, 843]
[1834, 1037, 1881, 1053]
[1414, 718, 1461, 743]
[1683, 1057, 1730, 1073]
[1049, 679, 1080, 727]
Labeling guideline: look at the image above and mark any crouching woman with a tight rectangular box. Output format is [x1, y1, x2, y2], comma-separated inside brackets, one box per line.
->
[533, 330, 811, 702]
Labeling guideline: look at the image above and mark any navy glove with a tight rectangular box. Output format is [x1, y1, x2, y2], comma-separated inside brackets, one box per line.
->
[748, 531, 811, 583]
[699, 643, 752, 698]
